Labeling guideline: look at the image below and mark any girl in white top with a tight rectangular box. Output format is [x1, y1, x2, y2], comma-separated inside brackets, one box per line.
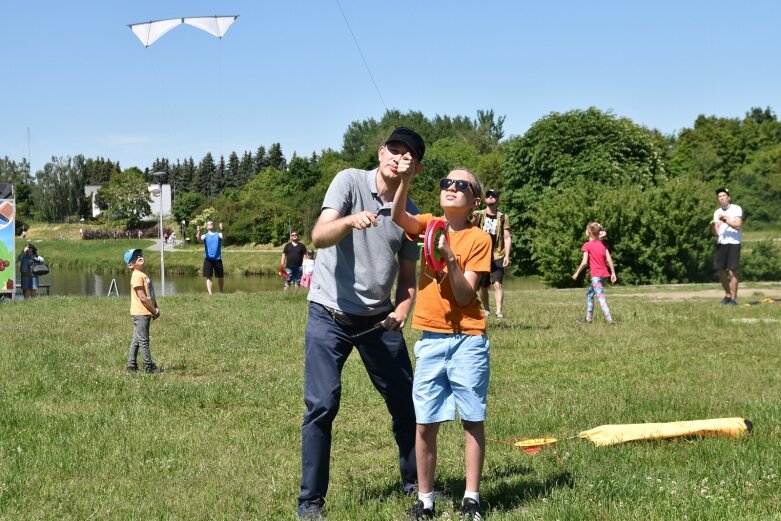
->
[301, 250, 316, 288]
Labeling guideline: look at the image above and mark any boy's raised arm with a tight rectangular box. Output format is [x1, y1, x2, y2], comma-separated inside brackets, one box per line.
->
[390, 160, 420, 235]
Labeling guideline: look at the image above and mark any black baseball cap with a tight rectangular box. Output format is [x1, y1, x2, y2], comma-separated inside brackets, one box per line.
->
[486, 189, 499, 198]
[385, 127, 425, 161]
[715, 187, 730, 196]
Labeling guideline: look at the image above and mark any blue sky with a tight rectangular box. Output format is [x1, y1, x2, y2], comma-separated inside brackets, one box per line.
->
[3, 1, 780, 175]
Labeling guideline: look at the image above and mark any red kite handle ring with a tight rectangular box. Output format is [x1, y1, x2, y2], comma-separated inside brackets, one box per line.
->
[423, 219, 448, 272]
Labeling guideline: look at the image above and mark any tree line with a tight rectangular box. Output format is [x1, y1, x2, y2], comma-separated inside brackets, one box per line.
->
[2, 106, 779, 285]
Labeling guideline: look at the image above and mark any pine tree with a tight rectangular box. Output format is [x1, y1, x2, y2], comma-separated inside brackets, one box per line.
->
[238, 150, 254, 187]
[226, 152, 240, 189]
[267, 143, 287, 171]
[254, 146, 268, 174]
[195, 153, 216, 197]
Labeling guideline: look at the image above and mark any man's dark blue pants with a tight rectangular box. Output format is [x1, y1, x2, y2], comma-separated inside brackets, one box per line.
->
[298, 302, 417, 507]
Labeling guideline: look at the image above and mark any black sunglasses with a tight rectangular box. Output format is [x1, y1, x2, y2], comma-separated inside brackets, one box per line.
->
[439, 178, 473, 194]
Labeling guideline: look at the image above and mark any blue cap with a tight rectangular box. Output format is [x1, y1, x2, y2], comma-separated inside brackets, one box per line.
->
[124, 248, 143, 265]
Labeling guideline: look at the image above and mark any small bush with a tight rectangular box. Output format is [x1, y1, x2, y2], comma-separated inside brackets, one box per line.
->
[532, 178, 714, 287]
[742, 240, 781, 281]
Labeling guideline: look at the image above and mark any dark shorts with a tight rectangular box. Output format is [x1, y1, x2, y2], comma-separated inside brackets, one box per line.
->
[203, 258, 224, 278]
[285, 265, 303, 286]
[714, 243, 741, 272]
[479, 259, 505, 288]
[21, 274, 39, 291]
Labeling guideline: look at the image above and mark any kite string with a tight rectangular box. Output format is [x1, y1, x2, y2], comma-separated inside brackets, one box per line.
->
[146, 48, 178, 168]
[334, 0, 388, 112]
[218, 38, 223, 164]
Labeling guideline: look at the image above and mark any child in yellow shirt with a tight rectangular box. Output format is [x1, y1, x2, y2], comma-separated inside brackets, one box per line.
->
[124, 248, 161, 374]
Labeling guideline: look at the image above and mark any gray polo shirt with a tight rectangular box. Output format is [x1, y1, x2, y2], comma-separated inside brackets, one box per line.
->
[308, 168, 419, 316]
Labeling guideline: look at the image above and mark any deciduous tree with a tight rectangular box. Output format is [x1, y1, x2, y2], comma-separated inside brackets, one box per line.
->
[94, 169, 152, 226]
[503, 107, 667, 274]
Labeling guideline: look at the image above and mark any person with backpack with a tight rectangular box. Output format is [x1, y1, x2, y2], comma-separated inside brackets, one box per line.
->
[471, 189, 512, 319]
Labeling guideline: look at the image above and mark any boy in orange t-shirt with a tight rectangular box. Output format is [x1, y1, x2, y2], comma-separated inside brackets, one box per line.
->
[391, 166, 491, 520]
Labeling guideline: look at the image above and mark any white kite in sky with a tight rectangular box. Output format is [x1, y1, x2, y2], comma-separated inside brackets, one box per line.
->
[128, 16, 239, 47]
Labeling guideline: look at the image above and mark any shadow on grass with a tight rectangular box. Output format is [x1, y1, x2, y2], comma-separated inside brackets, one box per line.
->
[435, 461, 574, 512]
[162, 364, 187, 371]
[365, 459, 573, 515]
[486, 469, 574, 511]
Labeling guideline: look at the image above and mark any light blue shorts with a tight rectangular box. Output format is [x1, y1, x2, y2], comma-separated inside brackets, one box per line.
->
[412, 332, 490, 424]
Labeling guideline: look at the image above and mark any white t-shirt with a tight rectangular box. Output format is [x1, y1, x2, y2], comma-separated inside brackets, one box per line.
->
[303, 258, 315, 275]
[713, 204, 742, 244]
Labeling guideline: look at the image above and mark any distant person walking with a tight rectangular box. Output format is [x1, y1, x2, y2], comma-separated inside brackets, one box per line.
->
[471, 188, 511, 319]
[196, 221, 224, 295]
[711, 187, 743, 305]
[281, 231, 307, 290]
[572, 222, 617, 325]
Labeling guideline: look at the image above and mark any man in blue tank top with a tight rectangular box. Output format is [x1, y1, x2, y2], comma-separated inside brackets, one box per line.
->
[196, 221, 224, 295]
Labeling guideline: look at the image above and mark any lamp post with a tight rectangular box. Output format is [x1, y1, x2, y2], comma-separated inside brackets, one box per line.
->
[181, 220, 186, 246]
[151, 171, 166, 296]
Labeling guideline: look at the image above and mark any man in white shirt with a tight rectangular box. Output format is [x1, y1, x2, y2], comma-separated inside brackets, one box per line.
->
[711, 187, 743, 305]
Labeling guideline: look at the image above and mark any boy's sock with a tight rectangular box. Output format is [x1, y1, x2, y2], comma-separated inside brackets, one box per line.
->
[418, 491, 435, 510]
[463, 491, 480, 504]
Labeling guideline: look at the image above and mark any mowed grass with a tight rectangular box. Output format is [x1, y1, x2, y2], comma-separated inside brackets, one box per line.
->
[1, 285, 780, 520]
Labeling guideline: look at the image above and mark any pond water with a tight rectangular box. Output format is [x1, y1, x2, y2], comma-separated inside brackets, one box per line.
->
[34, 266, 545, 297]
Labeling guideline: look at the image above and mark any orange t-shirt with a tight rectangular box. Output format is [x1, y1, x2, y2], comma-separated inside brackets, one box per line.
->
[411, 214, 492, 335]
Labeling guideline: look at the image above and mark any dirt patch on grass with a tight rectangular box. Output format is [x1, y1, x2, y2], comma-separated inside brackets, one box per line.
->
[615, 287, 781, 302]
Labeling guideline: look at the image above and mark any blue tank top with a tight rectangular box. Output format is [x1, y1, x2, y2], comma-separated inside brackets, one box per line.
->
[203, 232, 222, 260]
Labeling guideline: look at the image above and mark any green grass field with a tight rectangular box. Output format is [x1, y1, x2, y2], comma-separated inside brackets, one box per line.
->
[2, 284, 780, 520]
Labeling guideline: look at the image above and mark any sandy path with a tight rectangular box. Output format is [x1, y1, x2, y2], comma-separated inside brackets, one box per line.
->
[613, 286, 781, 302]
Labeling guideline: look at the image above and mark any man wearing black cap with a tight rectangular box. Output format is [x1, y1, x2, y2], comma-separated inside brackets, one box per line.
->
[711, 187, 743, 305]
[471, 189, 512, 319]
[297, 127, 424, 518]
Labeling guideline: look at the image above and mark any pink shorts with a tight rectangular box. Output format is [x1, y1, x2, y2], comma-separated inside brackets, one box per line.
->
[301, 274, 313, 288]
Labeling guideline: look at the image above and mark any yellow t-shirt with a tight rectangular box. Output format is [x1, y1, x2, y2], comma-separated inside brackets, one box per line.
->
[130, 269, 154, 316]
[411, 214, 492, 335]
